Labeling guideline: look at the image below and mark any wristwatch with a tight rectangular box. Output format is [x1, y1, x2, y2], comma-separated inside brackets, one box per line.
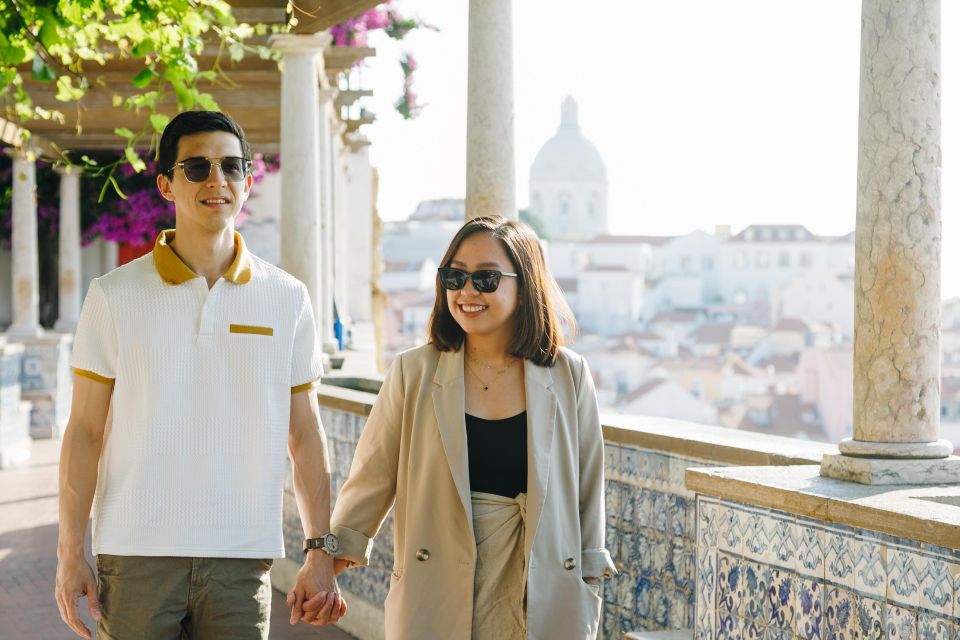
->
[304, 532, 340, 555]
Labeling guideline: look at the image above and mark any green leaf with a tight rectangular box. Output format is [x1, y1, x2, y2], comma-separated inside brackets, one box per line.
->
[31, 57, 56, 82]
[124, 146, 147, 173]
[37, 9, 62, 50]
[196, 92, 218, 110]
[0, 39, 28, 66]
[131, 67, 158, 89]
[55, 76, 86, 102]
[61, 1, 85, 24]
[132, 38, 156, 57]
[149, 113, 170, 133]
[182, 11, 204, 35]
[114, 127, 135, 140]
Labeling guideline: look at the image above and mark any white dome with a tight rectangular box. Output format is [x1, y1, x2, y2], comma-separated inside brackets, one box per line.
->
[530, 97, 606, 181]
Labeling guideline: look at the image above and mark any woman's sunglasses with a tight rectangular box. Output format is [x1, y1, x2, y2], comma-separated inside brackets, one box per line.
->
[169, 156, 251, 183]
[437, 267, 518, 293]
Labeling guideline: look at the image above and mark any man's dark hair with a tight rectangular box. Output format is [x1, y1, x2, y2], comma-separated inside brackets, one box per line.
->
[157, 110, 250, 176]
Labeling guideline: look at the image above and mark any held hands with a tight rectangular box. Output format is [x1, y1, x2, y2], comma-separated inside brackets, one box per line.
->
[287, 551, 347, 626]
[54, 555, 102, 639]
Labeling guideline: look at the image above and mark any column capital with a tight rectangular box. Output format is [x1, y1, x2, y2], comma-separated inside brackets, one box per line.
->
[54, 164, 80, 176]
[345, 133, 371, 151]
[3, 146, 38, 162]
[269, 32, 332, 55]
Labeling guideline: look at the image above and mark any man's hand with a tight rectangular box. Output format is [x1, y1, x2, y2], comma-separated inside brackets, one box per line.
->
[55, 554, 101, 639]
[286, 551, 347, 626]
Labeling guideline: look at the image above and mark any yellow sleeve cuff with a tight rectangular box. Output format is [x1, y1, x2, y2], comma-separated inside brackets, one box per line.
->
[291, 377, 320, 394]
[72, 368, 115, 384]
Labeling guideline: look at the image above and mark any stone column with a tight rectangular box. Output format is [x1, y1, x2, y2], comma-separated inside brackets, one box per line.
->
[345, 135, 374, 323]
[101, 240, 118, 273]
[54, 166, 81, 331]
[821, 0, 960, 484]
[318, 89, 339, 356]
[333, 125, 351, 347]
[5, 148, 42, 339]
[465, 0, 516, 220]
[270, 33, 330, 343]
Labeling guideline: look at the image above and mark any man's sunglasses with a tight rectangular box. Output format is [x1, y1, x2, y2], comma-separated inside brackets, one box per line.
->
[169, 156, 251, 183]
[437, 267, 518, 293]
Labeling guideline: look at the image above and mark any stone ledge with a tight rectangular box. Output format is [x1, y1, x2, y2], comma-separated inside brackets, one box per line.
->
[316, 384, 375, 417]
[314, 385, 837, 467]
[602, 413, 834, 466]
[686, 465, 960, 549]
[626, 632, 692, 640]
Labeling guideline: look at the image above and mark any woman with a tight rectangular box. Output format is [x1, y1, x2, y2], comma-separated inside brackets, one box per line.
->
[328, 216, 616, 639]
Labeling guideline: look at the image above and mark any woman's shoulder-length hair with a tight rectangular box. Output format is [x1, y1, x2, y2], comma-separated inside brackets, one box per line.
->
[427, 215, 576, 367]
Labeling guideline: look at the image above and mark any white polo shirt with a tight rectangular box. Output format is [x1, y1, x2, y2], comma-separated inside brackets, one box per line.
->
[71, 230, 323, 558]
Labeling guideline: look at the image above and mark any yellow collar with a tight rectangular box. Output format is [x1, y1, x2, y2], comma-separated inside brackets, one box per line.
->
[152, 229, 253, 285]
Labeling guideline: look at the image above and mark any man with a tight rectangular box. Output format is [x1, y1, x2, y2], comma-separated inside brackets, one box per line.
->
[55, 110, 345, 639]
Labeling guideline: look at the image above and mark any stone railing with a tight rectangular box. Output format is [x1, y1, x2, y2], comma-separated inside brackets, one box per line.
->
[273, 382, 836, 640]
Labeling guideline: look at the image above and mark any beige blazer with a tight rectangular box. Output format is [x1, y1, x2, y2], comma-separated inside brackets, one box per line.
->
[330, 343, 616, 640]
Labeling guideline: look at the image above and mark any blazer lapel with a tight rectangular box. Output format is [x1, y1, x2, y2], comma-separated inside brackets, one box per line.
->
[432, 348, 474, 525]
[523, 359, 557, 562]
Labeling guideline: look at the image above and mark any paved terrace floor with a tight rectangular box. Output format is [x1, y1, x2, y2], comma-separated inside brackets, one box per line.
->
[0, 439, 354, 639]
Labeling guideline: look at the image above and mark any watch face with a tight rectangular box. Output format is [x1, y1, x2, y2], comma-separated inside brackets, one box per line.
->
[323, 533, 340, 553]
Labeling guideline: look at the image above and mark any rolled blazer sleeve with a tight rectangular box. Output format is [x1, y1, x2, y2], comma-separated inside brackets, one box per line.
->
[330, 354, 405, 566]
[576, 354, 618, 578]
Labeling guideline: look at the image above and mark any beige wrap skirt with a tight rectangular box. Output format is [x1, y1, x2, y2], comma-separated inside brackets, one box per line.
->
[470, 491, 528, 640]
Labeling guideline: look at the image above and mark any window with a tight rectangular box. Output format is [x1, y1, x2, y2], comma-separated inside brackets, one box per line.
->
[734, 251, 748, 269]
[757, 251, 770, 268]
[800, 252, 813, 268]
[734, 288, 747, 304]
[779, 252, 790, 268]
[702, 256, 714, 271]
[681, 255, 692, 273]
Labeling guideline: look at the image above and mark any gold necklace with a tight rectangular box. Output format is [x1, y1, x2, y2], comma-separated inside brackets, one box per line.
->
[465, 356, 515, 391]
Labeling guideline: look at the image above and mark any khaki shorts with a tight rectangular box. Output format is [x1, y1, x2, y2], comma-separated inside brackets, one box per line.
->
[96, 554, 273, 640]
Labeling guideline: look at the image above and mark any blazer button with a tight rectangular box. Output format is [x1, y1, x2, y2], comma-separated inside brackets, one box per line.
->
[563, 557, 576, 570]
[416, 549, 430, 561]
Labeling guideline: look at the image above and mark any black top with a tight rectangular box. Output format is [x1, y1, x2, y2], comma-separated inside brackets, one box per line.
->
[465, 411, 528, 498]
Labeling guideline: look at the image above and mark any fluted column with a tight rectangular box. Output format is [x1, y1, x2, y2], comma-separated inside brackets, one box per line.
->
[821, 0, 959, 484]
[5, 148, 42, 339]
[465, 0, 516, 220]
[270, 33, 330, 341]
[54, 166, 81, 331]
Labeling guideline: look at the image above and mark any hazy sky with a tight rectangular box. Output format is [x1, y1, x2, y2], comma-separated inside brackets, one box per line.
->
[357, 2, 959, 297]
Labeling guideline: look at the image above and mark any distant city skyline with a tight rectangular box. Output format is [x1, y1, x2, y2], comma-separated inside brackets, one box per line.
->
[356, 1, 959, 296]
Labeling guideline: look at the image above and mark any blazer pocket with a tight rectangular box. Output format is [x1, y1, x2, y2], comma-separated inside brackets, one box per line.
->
[229, 324, 273, 336]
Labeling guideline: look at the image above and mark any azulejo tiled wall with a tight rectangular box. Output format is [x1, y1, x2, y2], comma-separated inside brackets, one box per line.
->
[283, 406, 395, 607]
[602, 442, 727, 639]
[696, 495, 960, 639]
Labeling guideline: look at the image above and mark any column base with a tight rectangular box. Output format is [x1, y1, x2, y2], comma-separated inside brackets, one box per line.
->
[6, 324, 44, 340]
[53, 319, 77, 332]
[820, 453, 960, 485]
[838, 437, 954, 459]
